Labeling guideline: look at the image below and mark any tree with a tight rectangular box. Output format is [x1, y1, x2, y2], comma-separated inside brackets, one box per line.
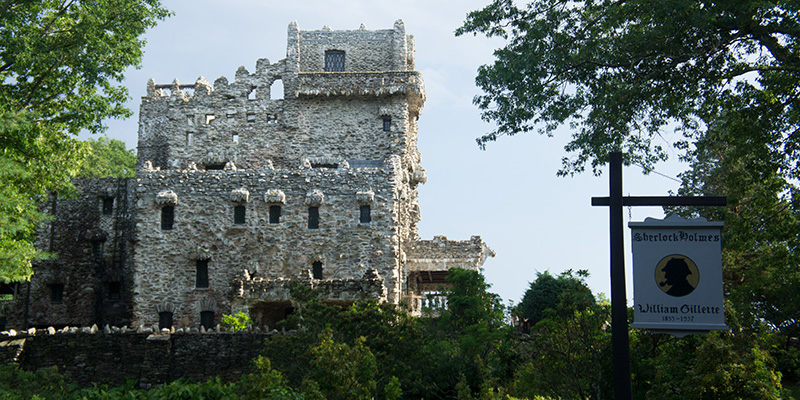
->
[457, 0, 800, 176]
[513, 271, 611, 400]
[515, 269, 595, 328]
[77, 137, 137, 178]
[0, 0, 170, 281]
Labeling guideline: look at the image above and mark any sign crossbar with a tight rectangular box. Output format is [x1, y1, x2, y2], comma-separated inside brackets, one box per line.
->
[591, 152, 726, 400]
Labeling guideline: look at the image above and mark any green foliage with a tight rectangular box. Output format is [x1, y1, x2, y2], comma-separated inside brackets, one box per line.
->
[306, 328, 378, 400]
[513, 271, 611, 399]
[0, 156, 52, 283]
[384, 376, 402, 400]
[221, 312, 251, 332]
[515, 269, 595, 327]
[77, 137, 137, 178]
[632, 330, 784, 400]
[0, 364, 74, 399]
[457, 0, 800, 176]
[233, 356, 302, 400]
[0, 0, 169, 281]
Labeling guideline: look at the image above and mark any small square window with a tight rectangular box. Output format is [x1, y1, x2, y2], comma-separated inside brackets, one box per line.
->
[246, 113, 256, 123]
[269, 205, 281, 224]
[102, 197, 114, 215]
[324, 50, 345, 72]
[232, 133, 239, 143]
[196, 259, 209, 289]
[205, 114, 216, 124]
[49, 284, 64, 303]
[234, 205, 246, 224]
[308, 206, 319, 229]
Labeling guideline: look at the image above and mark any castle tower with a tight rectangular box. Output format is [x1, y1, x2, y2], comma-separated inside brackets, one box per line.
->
[8, 21, 493, 331]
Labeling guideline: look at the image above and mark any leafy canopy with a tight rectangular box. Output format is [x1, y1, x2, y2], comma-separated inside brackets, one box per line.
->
[0, 0, 169, 281]
[457, 0, 800, 175]
[77, 137, 137, 178]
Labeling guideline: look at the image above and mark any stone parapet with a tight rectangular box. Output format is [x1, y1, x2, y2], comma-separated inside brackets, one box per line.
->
[235, 268, 387, 303]
[293, 71, 424, 109]
[405, 235, 496, 272]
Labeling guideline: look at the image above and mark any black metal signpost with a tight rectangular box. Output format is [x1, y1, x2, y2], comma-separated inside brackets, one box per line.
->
[591, 152, 726, 400]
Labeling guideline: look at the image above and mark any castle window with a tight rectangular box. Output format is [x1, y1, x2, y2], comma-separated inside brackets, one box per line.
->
[234, 205, 246, 224]
[102, 197, 114, 215]
[205, 163, 225, 170]
[49, 284, 64, 303]
[312, 261, 323, 279]
[269, 205, 281, 224]
[311, 162, 338, 169]
[161, 205, 174, 230]
[232, 133, 239, 143]
[308, 206, 319, 229]
[186, 132, 193, 146]
[270, 79, 284, 100]
[196, 259, 209, 289]
[382, 117, 391, 132]
[360, 205, 372, 224]
[107, 281, 121, 301]
[159, 311, 173, 330]
[92, 240, 104, 260]
[324, 50, 345, 72]
[187, 115, 194, 126]
[246, 113, 256, 123]
[205, 114, 215, 124]
[200, 310, 214, 330]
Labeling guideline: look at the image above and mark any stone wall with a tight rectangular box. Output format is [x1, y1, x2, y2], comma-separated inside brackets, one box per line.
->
[131, 163, 404, 327]
[289, 20, 414, 73]
[0, 328, 270, 388]
[7, 178, 136, 329]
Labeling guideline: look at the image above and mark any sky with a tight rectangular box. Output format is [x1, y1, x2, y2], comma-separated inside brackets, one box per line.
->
[96, 0, 688, 306]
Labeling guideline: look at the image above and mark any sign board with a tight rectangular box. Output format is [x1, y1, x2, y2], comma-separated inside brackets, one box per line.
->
[629, 215, 728, 336]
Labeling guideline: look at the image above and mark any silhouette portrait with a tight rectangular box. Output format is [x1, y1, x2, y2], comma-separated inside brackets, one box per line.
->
[658, 257, 696, 297]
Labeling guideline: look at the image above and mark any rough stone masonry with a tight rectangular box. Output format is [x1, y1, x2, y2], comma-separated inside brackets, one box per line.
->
[4, 20, 494, 331]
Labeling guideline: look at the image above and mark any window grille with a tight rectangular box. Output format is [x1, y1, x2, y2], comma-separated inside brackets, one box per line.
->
[324, 50, 345, 72]
[382, 117, 391, 132]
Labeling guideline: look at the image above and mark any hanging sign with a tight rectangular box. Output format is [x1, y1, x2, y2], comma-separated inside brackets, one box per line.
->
[628, 215, 728, 336]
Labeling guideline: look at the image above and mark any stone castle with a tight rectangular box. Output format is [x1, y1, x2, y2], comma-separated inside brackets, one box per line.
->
[4, 21, 494, 330]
